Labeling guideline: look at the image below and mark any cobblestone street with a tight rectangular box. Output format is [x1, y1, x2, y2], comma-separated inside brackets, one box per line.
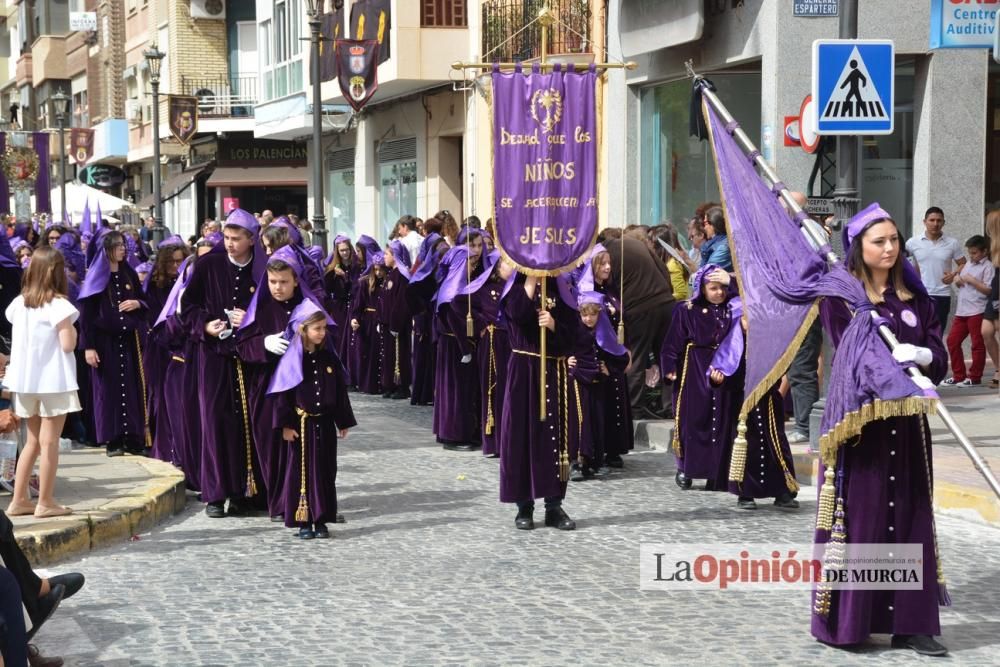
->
[38, 394, 1000, 666]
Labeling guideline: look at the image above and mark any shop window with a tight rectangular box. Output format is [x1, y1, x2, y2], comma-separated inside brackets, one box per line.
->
[639, 73, 761, 229]
[378, 137, 418, 242]
[328, 147, 356, 239]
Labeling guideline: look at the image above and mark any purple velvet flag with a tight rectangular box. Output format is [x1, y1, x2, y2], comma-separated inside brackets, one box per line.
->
[702, 98, 935, 465]
[80, 199, 92, 237]
[33, 133, 51, 214]
[492, 63, 598, 274]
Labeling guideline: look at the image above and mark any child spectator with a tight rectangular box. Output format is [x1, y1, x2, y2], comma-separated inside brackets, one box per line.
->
[4, 246, 81, 517]
[942, 235, 995, 386]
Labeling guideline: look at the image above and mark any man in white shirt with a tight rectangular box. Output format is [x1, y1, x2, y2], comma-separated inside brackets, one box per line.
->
[396, 215, 424, 261]
[905, 206, 965, 331]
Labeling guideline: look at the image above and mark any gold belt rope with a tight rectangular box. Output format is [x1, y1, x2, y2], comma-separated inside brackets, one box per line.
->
[511, 348, 573, 481]
[294, 407, 321, 522]
[394, 334, 401, 384]
[485, 325, 496, 435]
[671, 342, 694, 458]
[234, 358, 257, 497]
[134, 331, 152, 449]
[766, 393, 800, 493]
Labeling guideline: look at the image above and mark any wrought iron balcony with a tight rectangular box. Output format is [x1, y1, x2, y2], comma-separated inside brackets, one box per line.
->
[180, 76, 258, 118]
[481, 0, 592, 62]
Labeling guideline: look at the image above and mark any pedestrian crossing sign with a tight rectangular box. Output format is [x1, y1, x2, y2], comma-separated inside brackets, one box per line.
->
[812, 39, 894, 135]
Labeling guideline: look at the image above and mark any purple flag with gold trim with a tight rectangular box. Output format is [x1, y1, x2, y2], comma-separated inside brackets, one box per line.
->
[491, 63, 598, 274]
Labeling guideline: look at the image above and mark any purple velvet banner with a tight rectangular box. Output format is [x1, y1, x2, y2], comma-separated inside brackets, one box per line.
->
[33, 132, 51, 214]
[492, 63, 598, 274]
[0, 133, 7, 215]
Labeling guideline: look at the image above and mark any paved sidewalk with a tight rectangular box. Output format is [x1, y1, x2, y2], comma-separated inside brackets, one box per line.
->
[2, 448, 186, 565]
[637, 383, 1000, 525]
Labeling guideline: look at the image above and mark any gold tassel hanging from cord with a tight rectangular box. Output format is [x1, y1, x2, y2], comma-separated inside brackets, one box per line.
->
[813, 496, 847, 618]
[134, 331, 153, 449]
[816, 466, 836, 532]
[484, 326, 496, 435]
[235, 359, 257, 497]
[617, 321, 625, 345]
[728, 417, 748, 482]
[294, 409, 310, 523]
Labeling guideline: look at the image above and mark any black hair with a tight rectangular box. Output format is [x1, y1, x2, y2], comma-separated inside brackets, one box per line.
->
[924, 207, 944, 220]
[966, 234, 989, 252]
[267, 258, 295, 274]
[705, 207, 727, 236]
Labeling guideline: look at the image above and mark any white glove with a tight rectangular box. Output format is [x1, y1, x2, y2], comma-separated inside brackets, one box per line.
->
[910, 375, 936, 390]
[391, 330, 399, 338]
[460, 353, 472, 364]
[218, 327, 233, 340]
[892, 343, 933, 367]
[265, 334, 289, 356]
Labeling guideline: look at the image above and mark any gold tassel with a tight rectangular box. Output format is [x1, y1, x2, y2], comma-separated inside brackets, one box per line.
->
[235, 359, 257, 497]
[814, 496, 848, 618]
[134, 331, 153, 449]
[816, 467, 836, 532]
[728, 417, 748, 482]
[557, 360, 570, 482]
[617, 321, 625, 345]
[294, 409, 310, 523]
[466, 312, 474, 338]
[484, 326, 496, 435]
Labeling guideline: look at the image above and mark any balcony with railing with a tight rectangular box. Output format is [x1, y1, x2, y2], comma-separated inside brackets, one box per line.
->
[481, 0, 592, 62]
[181, 75, 258, 118]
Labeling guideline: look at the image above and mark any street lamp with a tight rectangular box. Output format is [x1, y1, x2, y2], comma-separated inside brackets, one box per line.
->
[144, 44, 165, 246]
[51, 88, 70, 225]
[304, 0, 328, 253]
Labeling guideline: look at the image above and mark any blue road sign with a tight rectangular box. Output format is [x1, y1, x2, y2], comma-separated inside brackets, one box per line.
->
[812, 39, 894, 135]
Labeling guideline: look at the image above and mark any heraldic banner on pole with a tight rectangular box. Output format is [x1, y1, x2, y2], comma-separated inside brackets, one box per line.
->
[491, 63, 598, 275]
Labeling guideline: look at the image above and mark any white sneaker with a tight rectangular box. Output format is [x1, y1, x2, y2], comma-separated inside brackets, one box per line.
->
[786, 431, 809, 443]
[940, 377, 958, 386]
[957, 378, 979, 387]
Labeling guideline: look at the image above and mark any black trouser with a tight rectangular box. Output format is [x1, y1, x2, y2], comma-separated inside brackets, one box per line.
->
[517, 497, 562, 512]
[931, 295, 952, 332]
[0, 566, 28, 667]
[625, 303, 674, 410]
[787, 319, 822, 436]
[0, 510, 40, 624]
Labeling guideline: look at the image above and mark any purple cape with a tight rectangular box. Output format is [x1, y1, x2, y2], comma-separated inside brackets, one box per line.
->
[409, 233, 445, 283]
[387, 239, 412, 281]
[242, 245, 332, 330]
[267, 298, 329, 394]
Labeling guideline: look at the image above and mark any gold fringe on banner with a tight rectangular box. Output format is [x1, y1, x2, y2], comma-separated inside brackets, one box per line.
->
[818, 397, 937, 466]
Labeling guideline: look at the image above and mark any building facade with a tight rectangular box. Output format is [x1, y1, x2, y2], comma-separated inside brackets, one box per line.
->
[606, 0, 991, 247]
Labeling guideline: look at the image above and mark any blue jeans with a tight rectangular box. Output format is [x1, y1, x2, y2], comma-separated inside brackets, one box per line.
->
[0, 566, 27, 667]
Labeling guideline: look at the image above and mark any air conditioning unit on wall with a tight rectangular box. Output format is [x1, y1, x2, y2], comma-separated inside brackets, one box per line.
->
[191, 0, 225, 20]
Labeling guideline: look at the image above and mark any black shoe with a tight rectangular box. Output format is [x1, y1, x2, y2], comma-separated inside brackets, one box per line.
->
[773, 493, 800, 510]
[605, 454, 624, 469]
[737, 497, 757, 510]
[26, 583, 64, 641]
[106, 446, 125, 457]
[334, 513, 346, 524]
[515, 507, 534, 530]
[226, 499, 250, 517]
[891, 634, 948, 656]
[544, 507, 576, 530]
[381, 391, 394, 398]
[205, 502, 226, 518]
[314, 523, 330, 539]
[48, 573, 85, 600]
[569, 462, 586, 482]
[391, 388, 410, 400]
[297, 526, 316, 539]
[675, 470, 692, 490]
[125, 444, 147, 456]
[442, 443, 479, 452]
[270, 514, 285, 523]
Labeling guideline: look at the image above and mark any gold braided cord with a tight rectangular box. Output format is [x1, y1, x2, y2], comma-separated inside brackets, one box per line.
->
[485, 325, 496, 435]
[133, 330, 152, 449]
[728, 417, 747, 483]
[917, 413, 949, 599]
[294, 408, 318, 523]
[234, 358, 257, 497]
[572, 374, 582, 441]
[766, 393, 800, 493]
[814, 495, 847, 618]
[393, 334, 401, 385]
[558, 358, 570, 482]
[818, 397, 938, 467]
[670, 342, 694, 458]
